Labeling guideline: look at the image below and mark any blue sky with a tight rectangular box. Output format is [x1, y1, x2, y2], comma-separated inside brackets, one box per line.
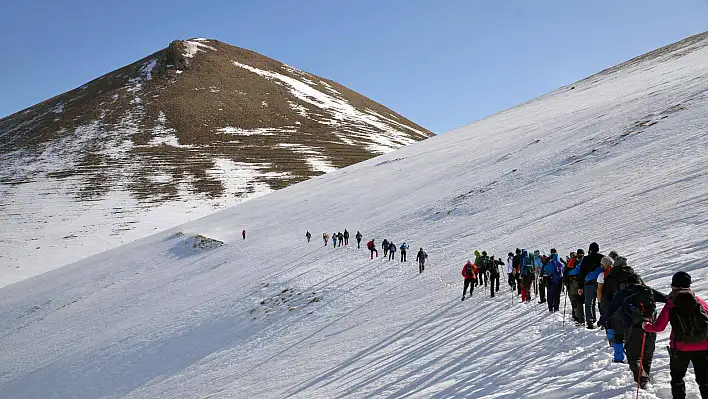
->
[1, 0, 706, 133]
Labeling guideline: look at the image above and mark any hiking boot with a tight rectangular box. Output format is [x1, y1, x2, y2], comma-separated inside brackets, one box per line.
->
[639, 376, 649, 390]
[461, 296, 465, 301]
[586, 322, 596, 330]
[612, 359, 625, 364]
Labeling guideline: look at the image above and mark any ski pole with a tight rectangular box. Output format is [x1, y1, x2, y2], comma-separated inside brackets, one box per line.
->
[636, 331, 647, 398]
[563, 290, 568, 327]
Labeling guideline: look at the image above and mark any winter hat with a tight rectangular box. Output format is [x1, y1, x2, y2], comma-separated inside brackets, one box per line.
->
[589, 242, 600, 253]
[550, 248, 557, 254]
[600, 256, 614, 267]
[671, 272, 691, 289]
[475, 250, 481, 256]
[482, 251, 487, 256]
[576, 249, 585, 255]
[516, 248, 521, 254]
[508, 252, 514, 257]
[608, 250, 619, 260]
[614, 256, 628, 268]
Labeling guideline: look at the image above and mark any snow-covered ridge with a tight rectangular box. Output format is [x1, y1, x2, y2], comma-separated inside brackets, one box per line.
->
[1, 32, 707, 399]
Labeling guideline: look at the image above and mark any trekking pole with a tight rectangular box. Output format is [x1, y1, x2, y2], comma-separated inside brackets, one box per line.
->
[636, 331, 647, 399]
[563, 290, 568, 327]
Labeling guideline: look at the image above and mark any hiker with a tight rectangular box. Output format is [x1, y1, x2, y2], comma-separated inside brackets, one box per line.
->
[306, 231, 311, 243]
[643, 272, 708, 398]
[323, 233, 329, 246]
[520, 249, 534, 303]
[461, 260, 478, 301]
[535, 250, 547, 304]
[479, 251, 491, 288]
[568, 249, 586, 325]
[332, 233, 338, 248]
[416, 248, 428, 273]
[597, 255, 614, 341]
[400, 242, 409, 262]
[382, 239, 389, 258]
[598, 253, 632, 363]
[343, 229, 350, 245]
[578, 242, 605, 329]
[338, 232, 344, 247]
[513, 248, 523, 295]
[356, 231, 362, 248]
[605, 271, 667, 390]
[563, 251, 577, 319]
[507, 252, 516, 291]
[544, 249, 564, 312]
[366, 239, 378, 259]
[489, 255, 503, 297]
[242, 229, 246, 240]
[474, 250, 485, 287]
[388, 242, 396, 261]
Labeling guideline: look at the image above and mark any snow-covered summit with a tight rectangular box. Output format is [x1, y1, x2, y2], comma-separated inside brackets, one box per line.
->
[0, 38, 432, 287]
[1, 32, 708, 398]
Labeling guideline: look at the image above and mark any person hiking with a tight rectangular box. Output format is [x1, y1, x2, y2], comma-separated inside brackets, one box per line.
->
[343, 230, 349, 245]
[643, 272, 708, 398]
[605, 272, 667, 390]
[520, 249, 534, 303]
[356, 231, 362, 248]
[507, 252, 516, 291]
[416, 248, 428, 273]
[400, 242, 409, 262]
[332, 233, 338, 248]
[598, 253, 633, 363]
[474, 250, 484, 287]
[489, 255, 503, 297]
[597, 255, 614, 342]
[544, 249, 564, 312]
[306, 231, 311, 243]
[366, 239, 378, 259]
[323, 233, 329, 246]
[578, 242, 605, 329]
[568, 249, 586, 325]
[388, 242, 396, 261]
[535, 250, 547, 304]
[563, 251, 578, 320]
[382, 239, 389, 258]
[337, 232, 344, 247]
[513, 248, 523, 295]
[242, 229, 246, 240]
[461, 260, 478, 301]
[478, 251, 491, 288]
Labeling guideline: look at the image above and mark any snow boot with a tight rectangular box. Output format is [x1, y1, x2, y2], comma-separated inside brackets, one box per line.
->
[586, 322, 596, 330]
[613, 342, 625, 363]
[639, 376, 649, 390]
[461, 296, 465, 302]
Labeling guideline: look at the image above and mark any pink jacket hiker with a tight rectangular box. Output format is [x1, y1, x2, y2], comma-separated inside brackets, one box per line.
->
[644, 293, 708, 351]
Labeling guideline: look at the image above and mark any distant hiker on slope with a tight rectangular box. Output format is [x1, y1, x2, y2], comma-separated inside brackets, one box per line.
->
[535, 250, 546, 304]
[388, 242, 396, 261]
[400, 242, 409, 262]
[343, 229, 349, 245]
[513, 249, 523, 295]
[605, 270, 666, 390]
[478, 251, 491, 288]
[578, 242, 604, 329]
[507, 252, 516, 291]
[416, 248, 428, 273]
[323, 233, 329, 246]
[356, 231, 362, 248]
[242, 229, 246, 240]
[599, 253, 631, 363]
[474, 250, 484, 287]
[489, 255, 503, 297]
[332, 233, 338, 248]
[306, 231, 311, 243]
[382, 239, 389, 258]
[520, 249, 534, 303]
[337, 232, 344, 247]
[367, 239, 378, 260]
[544, 249, 564, 312]
[461, 260, 478, 301]
[642, 272, 708, 399]
[568, 249, 585, 325]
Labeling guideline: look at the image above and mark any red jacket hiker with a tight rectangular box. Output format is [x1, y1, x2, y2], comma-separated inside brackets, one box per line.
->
[461, 262, 478, 279]
[644, 290, 708, 351]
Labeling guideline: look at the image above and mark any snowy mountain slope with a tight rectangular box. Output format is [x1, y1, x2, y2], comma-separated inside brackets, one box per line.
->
[1, 32, 708, 398]
[0, 38, 432, 287]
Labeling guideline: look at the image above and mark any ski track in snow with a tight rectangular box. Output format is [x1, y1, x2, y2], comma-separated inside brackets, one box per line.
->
[1, 36, 708, 398]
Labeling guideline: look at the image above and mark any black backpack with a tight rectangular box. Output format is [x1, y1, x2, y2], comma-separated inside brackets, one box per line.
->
[670, 291, 708, 345]
[465, 263, 474, 276]
[622, 284, 656, 325]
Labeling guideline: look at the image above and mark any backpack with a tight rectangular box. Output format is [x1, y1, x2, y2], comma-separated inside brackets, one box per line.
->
[465, 263, 474, 277]
[550, 258, 563, 283]
[622, 285, 656, 325]
[367, 241, 373, 250]
[669, 291, 708, 345]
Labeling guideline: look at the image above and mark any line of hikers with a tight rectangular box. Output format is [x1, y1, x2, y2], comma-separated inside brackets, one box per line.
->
[307, 231, 429, 273]
[463, 242, 707, 398]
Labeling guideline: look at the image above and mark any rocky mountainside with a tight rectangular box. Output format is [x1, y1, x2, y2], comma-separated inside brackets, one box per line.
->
[0, 38, 432, 286]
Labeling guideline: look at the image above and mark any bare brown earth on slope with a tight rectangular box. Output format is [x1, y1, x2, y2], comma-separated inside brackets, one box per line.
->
[0, 39, 432, 202]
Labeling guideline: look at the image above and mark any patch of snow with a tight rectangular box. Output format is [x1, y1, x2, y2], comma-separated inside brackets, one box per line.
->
[52, 103, 64, 114]
[182, 40, 217, 58]
[216, 127, 283, 136]
[277, 143, 337, 173]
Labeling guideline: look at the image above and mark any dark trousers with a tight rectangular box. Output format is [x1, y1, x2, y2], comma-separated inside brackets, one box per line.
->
[547, 281, 562, 311]
[477, 270, 487, 287]
[538, 277, 547, 303]
[419, 262, 425, 273]
[508, 273, 516, 290]
[344, 238, 348, 245]
[626, 326, 656, 383]
[370, 249, 378, 259]
[383, 247, 389, 257]
[357, 239, 361, 248]
[401, 252, 406, 262]
[463, 278, 475, 297]
[670, 349, 708, 399]
[516, 275, 522, 294]
[490, 273, 500, 297]
[389, 252, 395, 260]
[571, 280, 585, 322]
